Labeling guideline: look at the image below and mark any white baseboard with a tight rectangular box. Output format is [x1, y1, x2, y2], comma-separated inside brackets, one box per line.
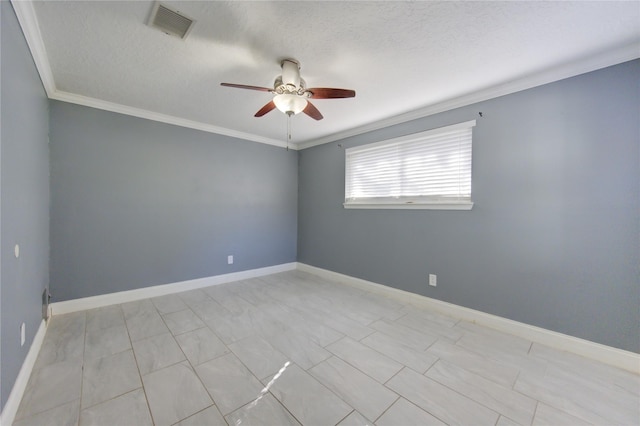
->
[2, 263, 295, 425]
[0, 319, 48, 426]
[296, 263, 640, 374]
[51, 263, 297, 315]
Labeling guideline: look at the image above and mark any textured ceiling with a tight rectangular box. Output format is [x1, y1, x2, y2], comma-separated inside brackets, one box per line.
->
[16, 1, 640, 148]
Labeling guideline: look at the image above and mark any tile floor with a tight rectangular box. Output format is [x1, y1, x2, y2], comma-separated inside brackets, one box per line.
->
[13, 271, 640, 426]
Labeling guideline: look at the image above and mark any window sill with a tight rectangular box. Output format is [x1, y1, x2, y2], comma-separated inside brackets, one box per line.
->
[343, 201, 474, 210]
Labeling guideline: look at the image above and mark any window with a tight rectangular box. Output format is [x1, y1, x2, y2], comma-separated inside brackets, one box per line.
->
[344, 120, 475, 210]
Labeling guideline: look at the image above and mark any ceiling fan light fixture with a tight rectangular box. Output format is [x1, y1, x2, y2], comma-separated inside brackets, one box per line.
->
[221, 58, 355, 121]
[273, 94, 307, 115]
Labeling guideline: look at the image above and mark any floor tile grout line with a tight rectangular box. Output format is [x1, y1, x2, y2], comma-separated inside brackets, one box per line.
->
[16, 271, 638, 426]
[160, 308, 206, 336]
[310, 353, 404, 405]
[215, 341, 305, 425]
[227, 335, 286, 381]
[171, 324, 209, 338]
[13, 314, 86, 423]
[122, 301, 158, 426]
[382, 365, 411, 387]
[512, 370, 523, 391]
[332, 408, 356, 426]
[232, 281, 338, 426]
[176, 274, 640, 426]
[423, 359, 529, 423]
[450, 331, 538, 384]
[77, 311, 88, 420]
[78, 378, 145, 412]
[80, 387, 148, 417]
[392, 307, 463, 331]
[425, 342, 527, 390]
[175, 321, 270, 421]
[168, 404, 220, 426]
[285, 301, 376, 343]
[152, 300, 218, 418]
[384, 395, 447, 425]
[510, 376, 605, 425]
[369, 318, 441, 350]
[277, 356, 361, 421]
[266, 389, 306, 426]
[220, 378, 305, 426]
[394, 317, 464, 343]
[530, 400, 540, 426]
[324, 342, 405, 385]
[371, 395, 401, 424]
[356, 331, 435, 374]
[456, 322, 536, 354]
[264, 362, 346, 426]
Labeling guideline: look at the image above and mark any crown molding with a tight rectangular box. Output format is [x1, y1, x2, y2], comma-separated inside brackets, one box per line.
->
[11, 0, 56, 97]
[10, 0, 294, 150]
[50, 90, 292, 149]
[12, 0, 638, 151]
[296, 42, 640, 150]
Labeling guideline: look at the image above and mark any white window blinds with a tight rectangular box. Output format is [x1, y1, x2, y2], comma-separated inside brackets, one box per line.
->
[344, 120, 475, 209]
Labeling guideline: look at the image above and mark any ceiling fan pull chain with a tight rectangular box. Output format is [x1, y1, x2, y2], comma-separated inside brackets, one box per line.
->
[286, 112, 293, 151]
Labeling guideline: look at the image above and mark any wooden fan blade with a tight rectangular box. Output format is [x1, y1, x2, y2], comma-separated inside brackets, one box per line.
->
[221, 83, 273, 92]
[255, 101, 276, 117]
[303, 101, 323, 120]
[307, 88, 356, 99]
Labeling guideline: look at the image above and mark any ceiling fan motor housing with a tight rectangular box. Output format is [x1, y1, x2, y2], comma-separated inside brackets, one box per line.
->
[272, 59, 309, 114]
[273, 76, 307, 95]
[275, 60, 308, 97]
[281, 59, 301, 87]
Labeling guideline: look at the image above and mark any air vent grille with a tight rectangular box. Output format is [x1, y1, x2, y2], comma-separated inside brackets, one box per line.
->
[148, 3, 194, 39]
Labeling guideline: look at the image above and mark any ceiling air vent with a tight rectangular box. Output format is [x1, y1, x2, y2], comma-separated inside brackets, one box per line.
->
[148, 2, 195, 39]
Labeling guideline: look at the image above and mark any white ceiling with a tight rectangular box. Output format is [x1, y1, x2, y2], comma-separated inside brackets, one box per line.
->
[13, 1, 640, 149]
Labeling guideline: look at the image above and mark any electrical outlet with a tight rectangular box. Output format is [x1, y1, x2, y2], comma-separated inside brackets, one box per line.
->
[20, 323, 26, 346]
[227, 255, 234, 265]
[429, 274, 437, 287]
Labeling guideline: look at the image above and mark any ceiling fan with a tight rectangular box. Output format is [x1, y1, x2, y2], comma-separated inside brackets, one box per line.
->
[221, 59, 356, 121]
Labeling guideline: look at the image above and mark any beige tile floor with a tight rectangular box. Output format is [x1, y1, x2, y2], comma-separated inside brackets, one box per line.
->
[12, 271, 640, 425]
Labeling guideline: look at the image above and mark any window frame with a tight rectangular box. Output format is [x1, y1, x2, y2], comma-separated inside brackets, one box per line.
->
[343, 120, 475, 210]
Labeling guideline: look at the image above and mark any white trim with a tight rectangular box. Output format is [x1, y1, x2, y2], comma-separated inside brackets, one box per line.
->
[10, 0, 639, 151]
[50, 91, 292, 149]
[9, 0, 293, 150]
[50, 263, 296, 315]
[297, 42, 640, 150]
[296, 263, 640, 373]
[10, 0, 56, 97]
[0, 319, 48, 426]
[343, 201, 473, 210]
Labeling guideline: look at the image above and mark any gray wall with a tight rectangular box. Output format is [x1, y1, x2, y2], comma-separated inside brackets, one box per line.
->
[1, 1, 51, 410]
[298, 60, 640, 353]
[50, 101, 297, 302]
